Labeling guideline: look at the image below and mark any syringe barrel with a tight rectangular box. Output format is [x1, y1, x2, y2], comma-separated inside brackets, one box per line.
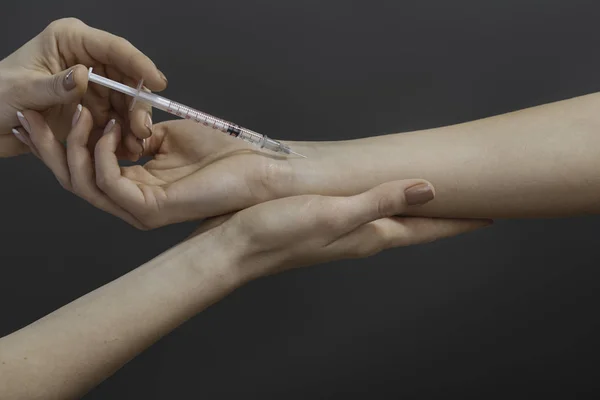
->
[140, 94, 291, 154]
[88, 67, 300, 157]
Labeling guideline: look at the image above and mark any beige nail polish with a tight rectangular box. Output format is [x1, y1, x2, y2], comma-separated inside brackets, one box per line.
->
[63, 69, 76, 91]
[104, 119, 116, 135]
[16, 112, 30, 134]
[72, 104, 83, 127]
[405, 183, 435, 206]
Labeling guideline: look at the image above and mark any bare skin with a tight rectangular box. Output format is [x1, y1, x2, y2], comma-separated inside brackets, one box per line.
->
[286, 91, 600, 218]
[0, 180, 486, 400]
[19, 91, 600, 229]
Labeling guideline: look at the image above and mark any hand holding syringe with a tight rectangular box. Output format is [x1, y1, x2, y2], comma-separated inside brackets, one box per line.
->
[87, 68, 305, 157]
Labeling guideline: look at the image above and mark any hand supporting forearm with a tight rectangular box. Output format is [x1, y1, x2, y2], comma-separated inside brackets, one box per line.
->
[289, 92, 600, 218]
[0, 233, 240, 400]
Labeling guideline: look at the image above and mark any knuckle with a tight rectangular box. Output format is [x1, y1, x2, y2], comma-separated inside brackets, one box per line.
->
[49, 74, 63, 97]
[46, 18, 83, 34]
[376, 192, 399, 218]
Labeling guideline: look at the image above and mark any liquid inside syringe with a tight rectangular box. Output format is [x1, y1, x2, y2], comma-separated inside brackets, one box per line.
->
[87, 68, 305, 157]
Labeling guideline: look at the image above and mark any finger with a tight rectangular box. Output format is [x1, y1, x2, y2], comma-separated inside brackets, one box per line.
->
[81, 64, 112, 129]
[94, 120, 147, 212]
[23, 65, 88, 109]
[330, 179, 436, 233]
[96, 68, 142, 161]
[139, 121, 168, 157]
[65, 20, 167, 91]
[7, 128, 32, 156]
[85, 63, 110, 102]
[128, 95, 153, 141]
[12, 126, 40, 159]
[124, 132, 144, 159]
[19, 110, 71, 190]
[105, 66, 129, 115]
[14, 113, 41, 158]
[68, 107, 147, 230]
[123, 76, 153, 140]
[329, 217, 492, 258]
[120, 75, 151, 157]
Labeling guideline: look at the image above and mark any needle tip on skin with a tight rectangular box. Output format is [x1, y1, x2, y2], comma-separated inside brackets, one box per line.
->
[288, 150, 307, 158]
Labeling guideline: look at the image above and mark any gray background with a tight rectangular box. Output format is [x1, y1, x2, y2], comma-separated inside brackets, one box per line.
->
[2, 0, 600, 398]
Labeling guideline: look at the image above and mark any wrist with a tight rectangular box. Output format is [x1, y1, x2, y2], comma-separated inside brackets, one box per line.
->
[148, 230, 247, 304]
[182, 227, 249, 287]
[284, 139, 366, 197]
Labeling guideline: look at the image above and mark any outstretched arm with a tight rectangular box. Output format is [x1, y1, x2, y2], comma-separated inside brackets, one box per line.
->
[0, 179, 486, 400]
[25, 85, 600, 226]
[288, 92, 600, 218]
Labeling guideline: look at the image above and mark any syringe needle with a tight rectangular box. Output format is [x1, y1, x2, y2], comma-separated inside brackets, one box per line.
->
[288, 150, 307, 158]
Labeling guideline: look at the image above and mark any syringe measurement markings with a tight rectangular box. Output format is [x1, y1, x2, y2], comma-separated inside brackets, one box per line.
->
[168, 102, 261, 139]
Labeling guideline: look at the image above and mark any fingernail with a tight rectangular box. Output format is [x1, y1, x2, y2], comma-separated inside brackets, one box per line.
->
[63, 68, 76, 91]
[12, 128, 27, 145]
[72, 104, 82, 127]
[16, 111, 30, 134]
[141, 138, 146, 154]
[104, 119, 116, 135]
[405, 183, 435, 206]
[145, 113, 153, 135]
[158, 70, 168, 84]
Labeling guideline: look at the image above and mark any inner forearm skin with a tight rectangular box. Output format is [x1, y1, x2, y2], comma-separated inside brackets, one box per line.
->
[289, 92, 600, 218]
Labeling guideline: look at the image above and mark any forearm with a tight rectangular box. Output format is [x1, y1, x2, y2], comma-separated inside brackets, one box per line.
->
[290, 92, 600, 218]
[0, 234, 240, 400]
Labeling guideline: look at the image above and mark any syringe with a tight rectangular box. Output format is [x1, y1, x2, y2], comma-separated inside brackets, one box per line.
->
[87, 68, 305, 157]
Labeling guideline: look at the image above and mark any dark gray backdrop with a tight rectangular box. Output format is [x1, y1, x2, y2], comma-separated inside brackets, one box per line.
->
[2, 0, 600, 398]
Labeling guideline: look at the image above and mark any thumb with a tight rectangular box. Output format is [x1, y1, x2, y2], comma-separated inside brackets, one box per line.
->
[28, 64, 88, 107]
[341, 179, 436, 232]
